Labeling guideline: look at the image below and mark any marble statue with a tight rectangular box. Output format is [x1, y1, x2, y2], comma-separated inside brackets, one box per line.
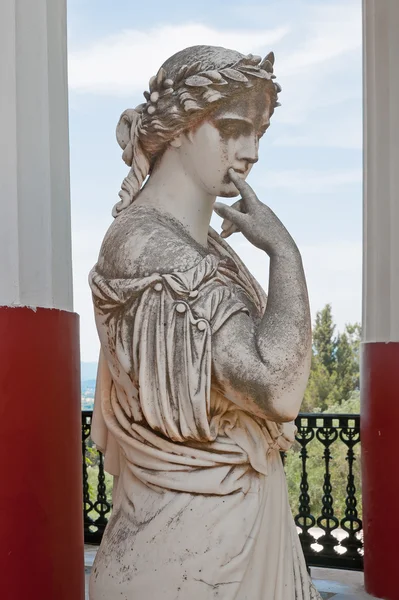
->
[89, 45, 320, 599]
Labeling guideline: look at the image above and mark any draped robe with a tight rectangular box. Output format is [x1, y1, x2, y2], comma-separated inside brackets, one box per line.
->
[89, 207, 321, 600]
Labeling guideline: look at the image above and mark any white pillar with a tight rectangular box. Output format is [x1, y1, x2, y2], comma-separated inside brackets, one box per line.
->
[0, 0, 73, 310]
[363, 0, 399, 344]
[0, 3, 84, 599]
[362, 2, 399, 599]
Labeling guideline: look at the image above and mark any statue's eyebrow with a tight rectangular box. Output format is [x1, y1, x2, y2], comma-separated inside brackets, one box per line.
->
[212, 114, 253, 125]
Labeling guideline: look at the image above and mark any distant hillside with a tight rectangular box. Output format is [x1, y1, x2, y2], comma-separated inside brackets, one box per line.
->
[82, 379, 96, 395]
[81, 362, 98, 382]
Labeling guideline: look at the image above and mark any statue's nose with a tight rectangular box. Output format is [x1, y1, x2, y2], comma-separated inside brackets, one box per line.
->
[237, 136, 259, 164]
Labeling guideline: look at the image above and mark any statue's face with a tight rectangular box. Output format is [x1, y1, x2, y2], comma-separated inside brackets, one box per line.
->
[178, 87, 272, 198]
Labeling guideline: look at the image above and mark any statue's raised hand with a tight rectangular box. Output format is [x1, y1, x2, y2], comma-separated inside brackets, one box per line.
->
[214, 169, 298, 258]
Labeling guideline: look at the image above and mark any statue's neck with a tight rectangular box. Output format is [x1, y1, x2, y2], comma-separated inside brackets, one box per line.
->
[134, 150, 216, 248]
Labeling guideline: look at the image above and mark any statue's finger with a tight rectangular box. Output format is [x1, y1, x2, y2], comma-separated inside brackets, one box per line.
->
[228, 169, 258, 210]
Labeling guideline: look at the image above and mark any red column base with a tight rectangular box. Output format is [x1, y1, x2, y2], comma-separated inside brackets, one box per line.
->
[0, 307, 84, 600]
[361, 342, 399, 600]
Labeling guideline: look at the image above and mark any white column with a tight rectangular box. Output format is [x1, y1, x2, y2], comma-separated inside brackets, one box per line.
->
[0, 4, 84, 599]
[362, 3, 399, 599]
[0, 0, 73, 311]
[363, 0, 399, 344]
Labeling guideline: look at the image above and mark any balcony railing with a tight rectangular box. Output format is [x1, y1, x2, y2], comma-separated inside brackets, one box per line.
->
[82, 411, 363, 571]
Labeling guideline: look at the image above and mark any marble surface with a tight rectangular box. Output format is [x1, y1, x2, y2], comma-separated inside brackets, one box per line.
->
[84, 546, 380, 599]
[89, 44, 315, 600]
[311, 568, 381, 600]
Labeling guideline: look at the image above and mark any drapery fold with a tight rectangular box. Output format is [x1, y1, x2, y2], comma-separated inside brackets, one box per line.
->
[88, 217, 320, 600]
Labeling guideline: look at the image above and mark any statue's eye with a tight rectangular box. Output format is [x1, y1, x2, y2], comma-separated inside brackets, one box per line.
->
[214, 119, 253, 139]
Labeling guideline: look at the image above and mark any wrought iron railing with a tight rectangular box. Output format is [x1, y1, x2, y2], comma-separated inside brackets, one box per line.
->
[291, 414, 362, 570]
[82, 412, 112, 544]
[82, 411, 363, 570]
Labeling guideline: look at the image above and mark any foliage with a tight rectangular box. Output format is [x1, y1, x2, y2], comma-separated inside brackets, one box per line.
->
[302, 306, 361, 413]
[285, 306, 362, 528]
[313, 304, 336, 376]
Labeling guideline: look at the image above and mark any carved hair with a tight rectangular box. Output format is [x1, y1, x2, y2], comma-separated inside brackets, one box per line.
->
[113, 45, 281, 217]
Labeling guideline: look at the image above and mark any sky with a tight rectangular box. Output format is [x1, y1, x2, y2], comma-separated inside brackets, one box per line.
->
[67, 0, 363, 362]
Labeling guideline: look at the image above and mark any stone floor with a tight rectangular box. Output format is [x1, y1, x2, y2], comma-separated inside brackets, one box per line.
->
[311, 568, 381, 599]
[84, 546, 381, 599]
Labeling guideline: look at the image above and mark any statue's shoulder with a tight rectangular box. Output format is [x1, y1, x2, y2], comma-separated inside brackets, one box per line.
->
[97, 205, 208, 279]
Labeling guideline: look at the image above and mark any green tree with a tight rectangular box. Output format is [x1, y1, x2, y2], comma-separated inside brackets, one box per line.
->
[302, 354, 337, 412]
[313, 304, 336, 375]
[335, 324, 361, 401]
[303, 306, 361, 412]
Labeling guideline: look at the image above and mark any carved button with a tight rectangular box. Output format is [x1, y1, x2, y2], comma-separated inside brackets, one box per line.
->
[197, 321, 207, 331]
[176, 303, 186, 314]
[154, 283, 163, 291]
[189, 289, 199, 298]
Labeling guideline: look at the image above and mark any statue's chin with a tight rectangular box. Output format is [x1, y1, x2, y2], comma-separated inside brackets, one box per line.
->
[219, 189, 240, 199]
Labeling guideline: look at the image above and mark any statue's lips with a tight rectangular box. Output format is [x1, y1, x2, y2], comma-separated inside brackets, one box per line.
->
[228, 168, 247, 178]
[223, 167, 247, 185]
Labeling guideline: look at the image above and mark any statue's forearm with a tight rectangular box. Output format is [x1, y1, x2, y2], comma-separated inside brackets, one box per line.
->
[255, 248, 312, 418]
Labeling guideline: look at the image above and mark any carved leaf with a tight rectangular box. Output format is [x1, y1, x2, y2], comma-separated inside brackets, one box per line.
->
[175, 62, 201, 86]
[188, 61, 202, 74]
[235, 55, 261, 67]
[238, 64, 260, 72]
[264, 51, 275, 66]
[179, 91, 197, 103]
[202, 70, 228, 84]
[149, 76, 156, 92]
[240, 68, 271, 80]
[156, 67, 166, 86]
[259, 57, 274, 73]
[202, 89, 222, 103]
[184, 100, 200, 112]
[220, 68, 248, 83]
[185, 75, 213, 87]
[175, 65, 189, 84]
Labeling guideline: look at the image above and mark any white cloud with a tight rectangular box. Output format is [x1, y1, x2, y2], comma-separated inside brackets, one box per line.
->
[68, 1, 361, 101]
[262, 168, 362, 193]
[277, 2, 361, 75]
[67, 3, 362, 150]
[68, 23, 290, 95]
[267, 2, 362, 131]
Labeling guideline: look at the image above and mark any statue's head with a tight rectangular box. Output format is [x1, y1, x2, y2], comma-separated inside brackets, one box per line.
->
[113, 45, 281, 217]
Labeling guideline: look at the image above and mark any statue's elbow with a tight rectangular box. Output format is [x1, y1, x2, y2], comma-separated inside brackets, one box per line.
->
[257, 378, 305, 422]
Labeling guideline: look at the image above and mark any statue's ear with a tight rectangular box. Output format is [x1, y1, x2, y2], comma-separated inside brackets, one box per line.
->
[169, 135, 183, 148]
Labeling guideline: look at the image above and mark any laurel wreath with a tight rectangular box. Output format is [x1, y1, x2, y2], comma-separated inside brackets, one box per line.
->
[142, 53, 281, 115]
